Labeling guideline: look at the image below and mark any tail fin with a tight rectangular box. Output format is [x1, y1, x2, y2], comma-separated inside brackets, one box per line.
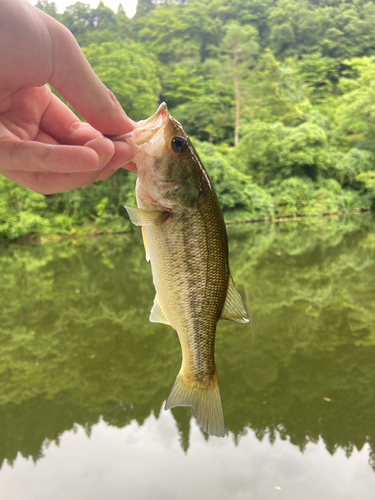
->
[165, 370, 225, 437]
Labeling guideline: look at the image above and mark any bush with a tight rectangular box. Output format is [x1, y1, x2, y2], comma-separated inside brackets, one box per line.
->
[236, 121, 330, 182]
[47, 170, 137, 226]
[356, 171, 375, 207]
[0, 177, 50, 240]
[323, 148, 375, 186]
[272, 177, 316, 216]
[271, 176, 371, 217]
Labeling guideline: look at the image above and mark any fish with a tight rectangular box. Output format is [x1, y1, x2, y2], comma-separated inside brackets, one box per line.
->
[123, 103, 249, 437]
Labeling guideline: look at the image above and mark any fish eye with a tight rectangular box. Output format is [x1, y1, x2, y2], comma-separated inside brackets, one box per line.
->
[171, 136, 188, 154]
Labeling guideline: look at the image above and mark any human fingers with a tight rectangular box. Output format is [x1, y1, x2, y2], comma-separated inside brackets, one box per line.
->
[39, 93, 136, 170]
[105, 140, 137, 173]
[37, 92, 136, 171]
[33, 126, 136, 173]
[40, 92, 103, 146]
[0, 137, 114, 173]
[1, 153, 134, 194]
[1, 168, 110, 195]
[34, 130, 59, 145]
[119, 161, 137, 173]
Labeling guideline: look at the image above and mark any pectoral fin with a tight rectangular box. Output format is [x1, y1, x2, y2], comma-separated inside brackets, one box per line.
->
[220, 276, 249, 323]
[124, 206, 169, 226]
[150, 294, 171, 326]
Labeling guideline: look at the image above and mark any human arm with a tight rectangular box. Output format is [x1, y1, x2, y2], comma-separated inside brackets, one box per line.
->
[0, 0, 135, 194]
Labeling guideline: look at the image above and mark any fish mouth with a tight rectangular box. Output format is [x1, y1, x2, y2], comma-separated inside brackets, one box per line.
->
[103, 103, 169, 145]
[127, 103, 169, 147]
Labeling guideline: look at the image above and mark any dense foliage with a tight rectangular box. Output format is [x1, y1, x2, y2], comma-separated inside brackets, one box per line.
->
[3, 0, 375, 239]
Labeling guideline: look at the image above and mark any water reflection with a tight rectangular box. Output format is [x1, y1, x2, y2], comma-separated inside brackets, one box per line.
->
[0, 214, 375, 473]
[1, 418, 374, 500]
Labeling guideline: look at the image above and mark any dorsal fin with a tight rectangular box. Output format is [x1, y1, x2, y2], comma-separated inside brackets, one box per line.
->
[150, 294, 171, 325]
[220, 276, 249, 323]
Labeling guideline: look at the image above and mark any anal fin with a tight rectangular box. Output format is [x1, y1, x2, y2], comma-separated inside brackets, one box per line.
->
[150, 294, 171, 326]
[220, 275, 249, 323]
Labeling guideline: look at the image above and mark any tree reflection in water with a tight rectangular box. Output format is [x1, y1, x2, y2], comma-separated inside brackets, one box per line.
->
[1, 214, 375, 471]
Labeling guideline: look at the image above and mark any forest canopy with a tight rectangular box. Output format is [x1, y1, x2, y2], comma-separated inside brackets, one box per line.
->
[2, 0, 375, 239]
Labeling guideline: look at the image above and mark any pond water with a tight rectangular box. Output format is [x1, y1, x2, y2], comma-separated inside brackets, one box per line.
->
[1, 214, 375, 499]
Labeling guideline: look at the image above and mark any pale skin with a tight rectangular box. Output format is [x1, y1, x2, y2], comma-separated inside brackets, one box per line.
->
[0, 0, 136, 195]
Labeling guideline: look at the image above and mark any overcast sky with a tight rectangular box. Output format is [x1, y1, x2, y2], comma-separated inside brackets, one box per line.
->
[30, 0, 137, 18]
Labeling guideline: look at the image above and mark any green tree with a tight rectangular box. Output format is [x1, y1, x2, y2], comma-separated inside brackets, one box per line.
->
[134, 0, 157, 19]
[135, 3, 191, 65]
[297, 53, 339, 103]
[356, 171, 375, 207]
[269, 0, 322, 59]
[243, 51, 307, 126]
[163, 59, 235, 143]
[35, 0, 60, 18]
[59, 2, 95, 45]
[116, 3, 131, 39]
[336, 57, 375, 152]
[83, 1, 121, 44]
[319, 2, 375, 59]
[236, 121, 330, 181]
[220, 21, 258, 145]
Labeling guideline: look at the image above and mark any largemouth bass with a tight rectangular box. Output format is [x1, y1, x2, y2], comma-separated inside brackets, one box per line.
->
[123, 103, 249, 437]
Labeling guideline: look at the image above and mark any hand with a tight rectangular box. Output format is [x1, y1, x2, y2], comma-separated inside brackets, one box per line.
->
[0, 0, 136, 194]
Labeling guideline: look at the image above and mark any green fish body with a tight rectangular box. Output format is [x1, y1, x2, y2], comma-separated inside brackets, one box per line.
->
[124, 103, 249, 437]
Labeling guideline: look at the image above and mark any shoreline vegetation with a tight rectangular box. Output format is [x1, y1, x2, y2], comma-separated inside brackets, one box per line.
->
[2, 0, 375, 242]
[225, 207, 372, 225]
[5, 210, 373, 246]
